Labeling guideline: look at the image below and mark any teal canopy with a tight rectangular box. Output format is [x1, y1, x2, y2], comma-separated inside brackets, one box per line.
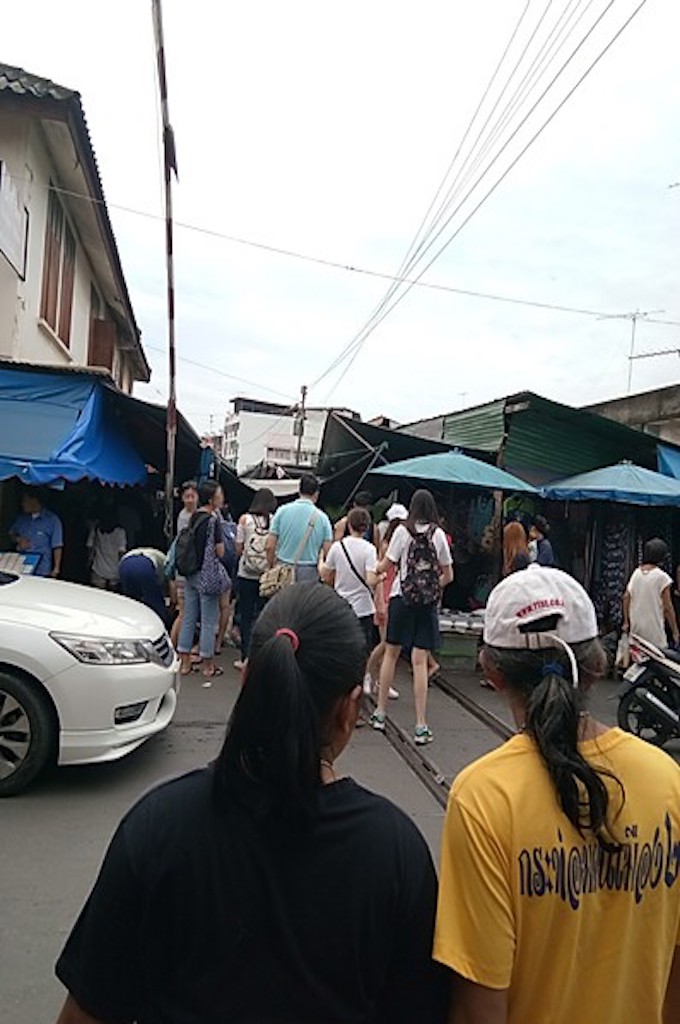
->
[369, 451, 537, 493]
[543, 462, 680, 507]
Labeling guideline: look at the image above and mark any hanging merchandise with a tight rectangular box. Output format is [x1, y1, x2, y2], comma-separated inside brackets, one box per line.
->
[592, 516, 631, 630]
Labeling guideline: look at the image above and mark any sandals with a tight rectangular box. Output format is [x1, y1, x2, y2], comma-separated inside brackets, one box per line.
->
[202, 666, 224, 680]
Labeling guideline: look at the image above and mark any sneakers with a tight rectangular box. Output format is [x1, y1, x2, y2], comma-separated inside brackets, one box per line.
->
[369, 710, 386, 731]
[363, 672, 373, 695]
[388, 686, 399, 700]
[414, 725, 434, 745]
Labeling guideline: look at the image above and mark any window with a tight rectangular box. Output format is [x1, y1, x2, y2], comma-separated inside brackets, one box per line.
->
[40, 188, 76, 347]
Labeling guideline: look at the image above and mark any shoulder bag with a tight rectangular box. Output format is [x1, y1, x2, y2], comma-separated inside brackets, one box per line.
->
[259, 512, 319, 598]
[339, 539, 373, 594]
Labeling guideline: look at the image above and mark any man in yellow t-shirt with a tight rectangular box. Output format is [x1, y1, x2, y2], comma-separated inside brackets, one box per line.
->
[434, 565, 680, 1024]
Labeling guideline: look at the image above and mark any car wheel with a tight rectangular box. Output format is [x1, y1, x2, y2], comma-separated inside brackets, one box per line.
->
[0, 672, 56, 796]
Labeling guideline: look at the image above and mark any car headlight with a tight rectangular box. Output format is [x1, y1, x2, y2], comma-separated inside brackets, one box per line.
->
[50, 634, 160, 666]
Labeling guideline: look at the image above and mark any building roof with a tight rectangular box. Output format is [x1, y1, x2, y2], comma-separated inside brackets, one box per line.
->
[436, 391, 675, 484]
[0, 63, 150, 382]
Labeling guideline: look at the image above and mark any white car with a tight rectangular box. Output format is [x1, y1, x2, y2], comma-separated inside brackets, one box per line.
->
[0, 573, 179, 796]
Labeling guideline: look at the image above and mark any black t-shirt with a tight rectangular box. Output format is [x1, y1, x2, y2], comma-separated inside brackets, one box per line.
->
[56, 768, 448, 1024]
[191, 510, 223, 567]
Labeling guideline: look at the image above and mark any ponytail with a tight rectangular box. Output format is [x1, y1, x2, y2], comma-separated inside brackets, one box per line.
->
[484, 641, 624, 845]
[214, 584, 366, 827]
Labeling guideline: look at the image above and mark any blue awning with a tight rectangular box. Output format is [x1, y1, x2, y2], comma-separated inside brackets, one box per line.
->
[543, 461, 680, 507]
[657, 444, 680, 480]
[0, 367, 147, 486]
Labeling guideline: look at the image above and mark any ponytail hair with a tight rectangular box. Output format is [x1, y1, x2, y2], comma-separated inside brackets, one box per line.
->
[214, 584, 366, 826]
[483, 639, 624, 845]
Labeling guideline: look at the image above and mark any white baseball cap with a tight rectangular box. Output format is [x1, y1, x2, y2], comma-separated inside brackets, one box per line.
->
[386, 502, 408, 522]
[484, 564, 598, 650]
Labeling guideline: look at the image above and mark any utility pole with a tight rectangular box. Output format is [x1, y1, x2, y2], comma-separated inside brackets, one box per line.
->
[151, 0, 179, 541]
[294, 385, 307, 467]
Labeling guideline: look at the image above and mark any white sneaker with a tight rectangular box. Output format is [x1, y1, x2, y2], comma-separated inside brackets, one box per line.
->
[388, 686, 399, 700]
[363, 673, 373, 695]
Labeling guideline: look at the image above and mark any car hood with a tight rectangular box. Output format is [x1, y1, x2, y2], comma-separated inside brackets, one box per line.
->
[0, 576, 166, 638]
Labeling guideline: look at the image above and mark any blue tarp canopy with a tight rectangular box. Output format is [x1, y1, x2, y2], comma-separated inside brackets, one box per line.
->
[657, 444, 680, 480]
[543, 461, 680, 507]
[369, 451, 537, 493]
[0, 367, 147, 486]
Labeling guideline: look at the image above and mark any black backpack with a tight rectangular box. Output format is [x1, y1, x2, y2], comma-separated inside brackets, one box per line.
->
[402, 526, 441, 607]
[175, 511, 208, 577]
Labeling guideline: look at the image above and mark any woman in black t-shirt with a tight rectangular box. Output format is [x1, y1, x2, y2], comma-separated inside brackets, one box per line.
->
[55, 584, 448, 1024]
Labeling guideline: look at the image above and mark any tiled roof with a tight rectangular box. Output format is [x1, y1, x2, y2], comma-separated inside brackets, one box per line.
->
[0, 62, 77, 103]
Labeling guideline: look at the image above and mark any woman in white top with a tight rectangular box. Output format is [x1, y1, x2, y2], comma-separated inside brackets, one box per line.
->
[87, 508, 127, 589]
[234, 488, 277, 670]
[321, 507, 380, 652]
[370, 490, 453, 745]
[623, 537, 679, 649]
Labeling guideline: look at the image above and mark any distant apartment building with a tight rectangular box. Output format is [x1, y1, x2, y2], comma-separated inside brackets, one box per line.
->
[223, 397, 359, 475]
[0, 63, 149, 393]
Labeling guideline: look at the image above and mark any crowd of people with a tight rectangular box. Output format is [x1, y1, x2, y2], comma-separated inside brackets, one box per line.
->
[54, 536, 680, 1023]
[8, 478, 676, 1022]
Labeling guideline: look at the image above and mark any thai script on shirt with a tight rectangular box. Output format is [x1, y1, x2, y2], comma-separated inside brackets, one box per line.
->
[518, 813, 680, 910]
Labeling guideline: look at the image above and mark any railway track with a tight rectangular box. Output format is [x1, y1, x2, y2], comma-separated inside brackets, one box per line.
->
[366, 671, 514, 810]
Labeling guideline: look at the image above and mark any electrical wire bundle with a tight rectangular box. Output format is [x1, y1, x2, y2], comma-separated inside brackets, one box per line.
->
[310, 0, 650, 403]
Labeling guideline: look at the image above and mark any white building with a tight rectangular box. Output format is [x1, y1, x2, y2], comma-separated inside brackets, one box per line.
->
[223, 397, 358, 476]
[0, 63, 149, 393]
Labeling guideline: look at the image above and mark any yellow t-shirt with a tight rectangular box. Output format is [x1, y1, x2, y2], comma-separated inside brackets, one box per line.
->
[434, 728, 680, 1024]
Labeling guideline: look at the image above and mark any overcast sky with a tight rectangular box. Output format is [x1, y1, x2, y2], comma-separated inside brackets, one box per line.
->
[5, 0, 680, 434]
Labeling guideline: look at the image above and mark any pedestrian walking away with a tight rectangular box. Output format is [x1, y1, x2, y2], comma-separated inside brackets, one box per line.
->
[333, 489, 380, 548]
[434, 564, 680, 1024]
[528, 514, 555, 567]
[321, 506, 380, 654]
[177, 480, 230, 682]
[370, 489, 453, 744]
[10, 488, 64, 577]
[623, 537, 679, 650]
[170, 480, 198, 647]
[265, 473, 332, 585]
[234, 486, 277, 670]
[54, 584, 449, 1024]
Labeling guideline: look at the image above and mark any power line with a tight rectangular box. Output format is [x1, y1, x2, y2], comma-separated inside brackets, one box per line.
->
[143, 344, 297, 401]
[317, 0, 650, 399]
[19, 176, 677, 330]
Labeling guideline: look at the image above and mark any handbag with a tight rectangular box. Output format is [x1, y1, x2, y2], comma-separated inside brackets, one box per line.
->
[199, 515, 231, 597]
[259, 512, 318, 598]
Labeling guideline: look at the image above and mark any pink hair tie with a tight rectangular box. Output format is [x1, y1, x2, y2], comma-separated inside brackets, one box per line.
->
[275, 627, 300, 653]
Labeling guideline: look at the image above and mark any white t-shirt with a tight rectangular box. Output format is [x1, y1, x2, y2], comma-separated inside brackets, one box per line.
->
[386, 523, 452, 600]
[626, 565, 673, 648]
[88, 527, 127, 582]
[325, 536, 377, 618]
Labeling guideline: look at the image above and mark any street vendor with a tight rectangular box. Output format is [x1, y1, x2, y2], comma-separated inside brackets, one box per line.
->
[10, 489, 64, 578]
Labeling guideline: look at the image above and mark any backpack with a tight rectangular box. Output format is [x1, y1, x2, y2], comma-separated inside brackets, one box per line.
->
[402, 526, 441, 607]
[220, 516, 238, 580]
[175, 511, 208, 577]
[242, 514, 269, 577]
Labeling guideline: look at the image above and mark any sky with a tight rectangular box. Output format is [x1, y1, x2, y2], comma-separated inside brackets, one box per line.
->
[4, 0, 680, 435]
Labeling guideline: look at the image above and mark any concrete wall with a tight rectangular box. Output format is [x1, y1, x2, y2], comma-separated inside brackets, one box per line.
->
[0, 114, 132, 391]
[586, 385, 680, 445]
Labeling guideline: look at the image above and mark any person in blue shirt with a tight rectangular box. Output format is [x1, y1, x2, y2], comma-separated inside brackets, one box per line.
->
[266, 475, 332, 584]
[10, 490, 64, 577]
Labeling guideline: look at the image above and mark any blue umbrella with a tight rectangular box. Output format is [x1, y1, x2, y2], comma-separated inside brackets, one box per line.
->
[369, 450, 537, 493]
[542, 461, 680, 507]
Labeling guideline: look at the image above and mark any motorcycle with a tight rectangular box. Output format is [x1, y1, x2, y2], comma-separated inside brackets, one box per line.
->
[617, 633, 680, 747]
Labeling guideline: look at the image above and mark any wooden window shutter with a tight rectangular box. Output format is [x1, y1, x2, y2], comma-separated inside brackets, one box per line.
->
[88, 319, 116, 371]
[40, 191, 63, 329]
[58, 225, 75, 346]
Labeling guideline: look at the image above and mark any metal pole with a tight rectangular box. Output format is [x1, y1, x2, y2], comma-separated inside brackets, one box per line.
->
[627, 313, 637, 393]
[152, 0, 179, 541]
[295, 385, 307, 467]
